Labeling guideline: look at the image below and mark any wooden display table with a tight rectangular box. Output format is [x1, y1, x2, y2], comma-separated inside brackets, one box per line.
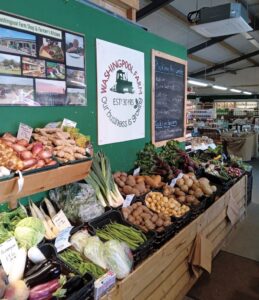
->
[102, 176, 247, 300]
[0, 160, 92, 208]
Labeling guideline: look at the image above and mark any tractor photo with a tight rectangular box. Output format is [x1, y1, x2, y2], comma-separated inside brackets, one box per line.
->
[110, 70, 134, 94]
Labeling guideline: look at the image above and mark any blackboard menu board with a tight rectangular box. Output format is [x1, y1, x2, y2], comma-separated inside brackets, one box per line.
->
[152, 50, 187, 146]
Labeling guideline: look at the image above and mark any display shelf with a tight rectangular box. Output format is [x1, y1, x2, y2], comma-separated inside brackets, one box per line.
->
[102, 176, 247, 300]
[0, 160, 92, 207]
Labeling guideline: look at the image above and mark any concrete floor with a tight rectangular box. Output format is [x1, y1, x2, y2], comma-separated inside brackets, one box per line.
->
[223, 159, 259, 261]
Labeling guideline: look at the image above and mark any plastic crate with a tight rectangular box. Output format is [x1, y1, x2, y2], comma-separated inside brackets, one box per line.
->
[88, 210, 155, 267]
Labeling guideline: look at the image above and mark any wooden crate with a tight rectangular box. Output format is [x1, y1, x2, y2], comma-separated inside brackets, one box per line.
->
[88, 0, 139, 21]
[102, 176, 247, 300]
[0, 160, 92, 208]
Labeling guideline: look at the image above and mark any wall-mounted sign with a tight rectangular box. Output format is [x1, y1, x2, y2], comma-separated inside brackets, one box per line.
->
[0, 10, 86, 106]
[152, 50, 187, 146]
[96, 39, 145, 145]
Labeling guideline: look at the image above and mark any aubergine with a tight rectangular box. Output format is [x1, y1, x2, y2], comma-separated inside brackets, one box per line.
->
[63, 275, 84, 296]
[24, 260, 61, 288]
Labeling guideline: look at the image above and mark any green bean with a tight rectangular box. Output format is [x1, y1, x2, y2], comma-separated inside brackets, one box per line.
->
[96, 222, 147, 250]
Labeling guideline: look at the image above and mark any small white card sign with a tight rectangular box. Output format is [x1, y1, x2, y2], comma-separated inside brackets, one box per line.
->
[123, 194, 134, 208]
[55, 226, 73, 253]
[52, 210, 72, 232]
[61, 118, 77, 129]
[17, 123, 33, 142]
[0, 237, 19, 274]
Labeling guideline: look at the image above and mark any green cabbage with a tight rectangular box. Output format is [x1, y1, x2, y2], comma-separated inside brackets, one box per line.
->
[14, 217, 45, 249]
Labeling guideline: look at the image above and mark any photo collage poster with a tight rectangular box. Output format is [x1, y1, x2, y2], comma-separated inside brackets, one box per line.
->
[0, 11, 86, 106]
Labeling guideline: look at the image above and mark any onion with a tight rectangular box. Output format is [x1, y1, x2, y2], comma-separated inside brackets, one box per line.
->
[27, 143, 34, 151]
[32, 143, 43, 156]
[47, 160, 57, 166]
[38, 150, 52, 160]
[22, 158, 37, 170]
[36, 160, 45, 168]
[20, 150, 33, 160]
[17, 139, 29, 147]
[1, 139, 13, 147]
[11, 144, 27, 152]
[2, 132, 16, 143]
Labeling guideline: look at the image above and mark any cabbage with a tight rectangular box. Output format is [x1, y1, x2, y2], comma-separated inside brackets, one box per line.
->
[14, 217, 45, 249]
[103, 240, 133, 279]
[83, 236, 106, 269]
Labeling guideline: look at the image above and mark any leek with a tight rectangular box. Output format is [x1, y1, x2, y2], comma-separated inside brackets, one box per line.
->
[85, 152, 124, 207]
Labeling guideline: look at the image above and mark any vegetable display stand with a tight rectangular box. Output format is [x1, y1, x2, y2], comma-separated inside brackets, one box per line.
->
[0, 160, 92, 207]
[101, 176, 247, 300]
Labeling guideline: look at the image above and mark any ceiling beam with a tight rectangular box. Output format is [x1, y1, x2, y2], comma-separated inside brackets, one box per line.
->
[220, 40, 259, 66]
[136, 0, 175, 21]
[190, 49, 259, 78]
[189, 54, 215, 66]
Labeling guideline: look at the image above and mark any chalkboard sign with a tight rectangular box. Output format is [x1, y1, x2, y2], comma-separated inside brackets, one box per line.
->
[152, 50, 187, 146]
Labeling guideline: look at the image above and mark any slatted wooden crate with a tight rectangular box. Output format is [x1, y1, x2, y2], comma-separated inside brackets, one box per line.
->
[102, 176, 247, 300]
[88, 0, 139, 21]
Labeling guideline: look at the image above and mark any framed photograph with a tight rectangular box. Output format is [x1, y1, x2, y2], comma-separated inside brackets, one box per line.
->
[65, 32, 84, 68]
[35, 79, 66, 106]
[39, 37, 64, 62]
[0, 26, 36, 57]
[0, 76, 35, 106]
[67, 88, 86, 106]
[66, 68, 85, 87]
[0, 53, 21, 75]
[22, 57, 45, 77]
[46, 62, 65, 80]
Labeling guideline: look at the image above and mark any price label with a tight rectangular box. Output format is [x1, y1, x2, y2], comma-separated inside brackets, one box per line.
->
[185, 133, 192, 138]
[133, 167, 140, 176]
[52, 210, 71, 232]
[61, 118, 77, 129]
[17, 122, 33, 142]
[123, 195, 134, 208]
[55, 226, 73, 253]
[170, 173, 183, 187]
[208, 143, 216, 150]
[0, 237, 19, 274]
[185, 145, 192, 150]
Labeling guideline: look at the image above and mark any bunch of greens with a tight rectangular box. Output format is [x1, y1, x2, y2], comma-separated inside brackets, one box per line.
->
[0, 206, 27, 244]
[86, 152, 124, 208]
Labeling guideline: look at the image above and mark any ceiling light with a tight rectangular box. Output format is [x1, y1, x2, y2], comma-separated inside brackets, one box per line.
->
[230, 88, 241, 93]
[188, 80, 208, 87]
[213, 85, 227, 91]
[243, 91, 252, 95]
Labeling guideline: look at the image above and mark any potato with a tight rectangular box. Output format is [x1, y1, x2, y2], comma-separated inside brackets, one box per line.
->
[120, 175, 127, 182]
[163, 220, 172, 227]
[194, 189, 204, 199]
[176, 178, 184, 187]
[183, 174, 189, 181]
[125, 175, 136, 187]
[180, 184, 189, 193]
[175, 189, 185, 196]
[177, 196, 186, 203]
[188, 189, 194, 195]
[151, 214, 158, 223]
[211, 185, 217, 192]
[145, 219, 155, 230]
[185, 178, 193, 188]
[156, 218, 164, 227]
[123, 185, 133, 195]
[128, 215, 135, 223]
[186, 195, 195, 203]
[135, 181, 146, 194]
[132, 188, 140, 196]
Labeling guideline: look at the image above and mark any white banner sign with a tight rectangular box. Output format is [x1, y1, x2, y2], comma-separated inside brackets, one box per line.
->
[96, 39, 145, 145]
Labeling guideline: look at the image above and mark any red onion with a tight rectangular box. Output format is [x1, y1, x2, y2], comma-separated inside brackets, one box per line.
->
[38, 150, 52, 160]
[20, 150, 33, 160]
[11, 144, 27, 152]
[32, 143, 43, 156]
[27, 143, 34, 151]
[47, 160, 57, 166]
[36, 160, 45, 168]
[22, 159, 37, 170]
[17, 139, 29, 147]
[2, 132, 16, 143]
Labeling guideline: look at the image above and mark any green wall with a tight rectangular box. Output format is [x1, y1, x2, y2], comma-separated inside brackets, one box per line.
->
[0, 0, 186, 172]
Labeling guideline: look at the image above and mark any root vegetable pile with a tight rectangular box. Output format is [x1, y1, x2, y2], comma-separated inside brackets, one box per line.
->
[0, 133, 56, 171]
[145, 192, 190, 218]
[113, 172, 165, 196]
[32, 128, 87, 163]
[122, 202, 172, 233]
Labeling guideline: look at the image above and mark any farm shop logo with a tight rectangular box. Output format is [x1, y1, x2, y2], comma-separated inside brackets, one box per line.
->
[100, 59, 143, 128]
